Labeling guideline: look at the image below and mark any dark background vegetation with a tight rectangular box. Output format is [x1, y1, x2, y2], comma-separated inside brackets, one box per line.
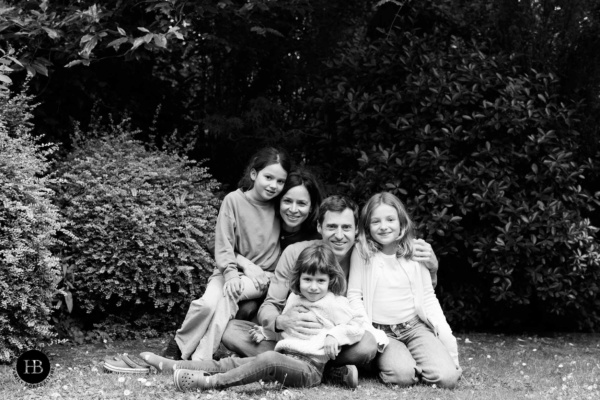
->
[1, 0, 600, 362]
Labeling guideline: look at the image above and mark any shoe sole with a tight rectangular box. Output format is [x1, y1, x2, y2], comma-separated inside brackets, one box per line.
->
[173, 369, 183, 391]
[102, 362, 149, 374]
[345, 365, 358, 389]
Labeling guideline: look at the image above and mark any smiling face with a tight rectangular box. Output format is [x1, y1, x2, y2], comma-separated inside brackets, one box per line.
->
[279, 184, 311, 232]
[317, 208, 357, 261]
[247, 163, 287, 202]
[299, 271, 330, 302]
[369, 203, 401, 254]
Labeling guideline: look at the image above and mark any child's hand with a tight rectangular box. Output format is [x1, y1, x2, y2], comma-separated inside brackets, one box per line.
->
[324, 335, 340, 360]
[248, 325, 266, 343]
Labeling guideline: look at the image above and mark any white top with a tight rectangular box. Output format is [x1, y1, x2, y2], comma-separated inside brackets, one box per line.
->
[261, 292, 365, 364]
[347, 248, 460, 367]
[372, 253, 418, 324]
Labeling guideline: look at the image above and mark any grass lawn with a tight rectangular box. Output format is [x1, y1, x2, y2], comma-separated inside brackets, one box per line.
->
[1, 332, 599, 400]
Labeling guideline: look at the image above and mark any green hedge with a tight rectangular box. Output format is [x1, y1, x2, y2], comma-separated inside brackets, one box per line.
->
[311, 9, 600, 330]
[0, 88, 64, 362]
[54, 119, 220, 326]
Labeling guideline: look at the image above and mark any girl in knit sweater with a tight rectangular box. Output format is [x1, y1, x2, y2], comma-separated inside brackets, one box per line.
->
[172, 147, 291, 361]
[347, 192, 461, 388]
[140, 243, 365, 391]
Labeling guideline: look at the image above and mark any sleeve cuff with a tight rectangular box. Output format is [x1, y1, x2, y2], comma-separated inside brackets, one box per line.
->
[223, 268, 239, 282]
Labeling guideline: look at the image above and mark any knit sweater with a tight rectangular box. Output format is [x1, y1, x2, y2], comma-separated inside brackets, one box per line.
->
[214, 189, 281, 282]
[262, 292, 365, 364]
[258, 240, 322, 332]
[347, 248, 460, 367]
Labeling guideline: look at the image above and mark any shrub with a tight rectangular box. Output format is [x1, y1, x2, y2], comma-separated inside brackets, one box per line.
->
[0, 87, 64, 362]
[312, 12, 600, 330]
[54, 117, 220, 327]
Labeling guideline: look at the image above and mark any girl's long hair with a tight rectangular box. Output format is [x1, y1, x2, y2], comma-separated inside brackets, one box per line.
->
[237, 147, 292, 191]
[289, 243, 347, 296]
[356, 192, 415, 262]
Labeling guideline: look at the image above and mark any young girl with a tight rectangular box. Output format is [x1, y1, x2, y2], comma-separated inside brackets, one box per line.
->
[347, 192, 461, 388]
[234, 168, 324, 320]
[172, 147, 291, 361]
[140, 243, 365, 391]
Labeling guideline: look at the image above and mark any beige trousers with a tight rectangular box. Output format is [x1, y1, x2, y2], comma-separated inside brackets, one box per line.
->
[175, 271, 272, 361]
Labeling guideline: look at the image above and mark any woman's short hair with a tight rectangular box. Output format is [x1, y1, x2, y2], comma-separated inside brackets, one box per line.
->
[277, 168, 324, 232]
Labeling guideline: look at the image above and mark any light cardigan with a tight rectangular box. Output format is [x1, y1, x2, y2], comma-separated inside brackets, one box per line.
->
[261, 292, 365, 365]
[347, 248, 460, 367]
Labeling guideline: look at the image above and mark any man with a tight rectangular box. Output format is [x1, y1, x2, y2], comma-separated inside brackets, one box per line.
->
[221, 195, 438, 387]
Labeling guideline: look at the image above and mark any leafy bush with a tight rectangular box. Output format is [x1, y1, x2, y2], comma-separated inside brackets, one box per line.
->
[312, 10, 600, 330]
[54, 117, 220, 327]
[0, 87, 64, 362]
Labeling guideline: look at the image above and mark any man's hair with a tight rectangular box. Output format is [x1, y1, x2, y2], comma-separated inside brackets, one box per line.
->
[317, 195, 359, 226]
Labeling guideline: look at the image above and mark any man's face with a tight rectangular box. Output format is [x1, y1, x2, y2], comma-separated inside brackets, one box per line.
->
[317, 209, 357, 260]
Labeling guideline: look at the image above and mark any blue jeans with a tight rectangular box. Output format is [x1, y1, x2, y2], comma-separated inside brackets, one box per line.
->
[221, 319, 377, 368]
[175, 351, 323, 389]
[374, 317, 461, 388]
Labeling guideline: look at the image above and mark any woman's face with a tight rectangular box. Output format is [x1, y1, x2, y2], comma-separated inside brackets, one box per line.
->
[280, 184, 312, 232]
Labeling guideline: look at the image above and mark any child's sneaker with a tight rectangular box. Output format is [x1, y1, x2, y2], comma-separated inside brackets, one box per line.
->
[323, 365, 358, 389]
[173, 369, 210, 391]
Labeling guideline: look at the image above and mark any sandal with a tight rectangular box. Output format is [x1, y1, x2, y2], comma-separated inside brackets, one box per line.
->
[121, 354, 151, 369]
[103, 354, 150, 374]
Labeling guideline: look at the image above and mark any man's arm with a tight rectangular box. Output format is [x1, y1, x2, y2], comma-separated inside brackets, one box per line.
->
[257, 244, 297, 333]
[258, 241, 322, 336]
[412, 238, 439, 288]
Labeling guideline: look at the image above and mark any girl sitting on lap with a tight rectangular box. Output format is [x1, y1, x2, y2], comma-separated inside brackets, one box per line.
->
[141, 243, 365, 391]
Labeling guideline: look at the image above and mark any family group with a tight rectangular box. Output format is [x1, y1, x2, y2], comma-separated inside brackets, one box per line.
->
[103, 147, 462, 392]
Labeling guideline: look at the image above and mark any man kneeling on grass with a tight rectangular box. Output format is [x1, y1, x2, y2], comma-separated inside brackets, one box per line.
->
[140, 243, 365, 391]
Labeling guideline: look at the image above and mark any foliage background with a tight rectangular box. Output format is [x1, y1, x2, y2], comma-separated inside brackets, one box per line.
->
[52, 116, 220, 337]
[1, 0, 600, 358]
[0, 85, 64, 362]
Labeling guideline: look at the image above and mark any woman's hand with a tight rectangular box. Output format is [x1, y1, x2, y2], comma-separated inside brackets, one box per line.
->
[223, 277, 244, 300]
[243, 262, 269, 292]
[324, 335, 340, 360]
[236, 254, 269, 291]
